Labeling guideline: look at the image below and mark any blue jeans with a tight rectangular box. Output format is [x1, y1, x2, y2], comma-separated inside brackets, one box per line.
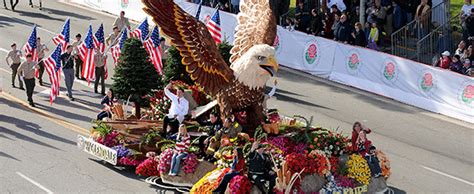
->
[170, 152, 187, 174]
[63, 68, 75, 98]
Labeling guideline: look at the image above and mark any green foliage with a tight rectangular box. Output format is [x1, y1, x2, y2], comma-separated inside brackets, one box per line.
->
[112, 38, 162, 107]
[93, 121, 113, 137]
[163, 42, 233, 86]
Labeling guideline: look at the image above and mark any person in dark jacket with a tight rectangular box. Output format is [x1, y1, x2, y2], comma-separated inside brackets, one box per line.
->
[352, 22, 367, 47]
[450, 55, 463, 73]
[213, 148, 246, 193]
[309, 9, 323, 35]
[196, 112, 223, 157]
[461, 59, 473, 76]
[97, 89, 115, 120]
[392, 1, 403, 31]
[248, 141, 276, 194]
[364, 146, 382, 177]
[334, 14, 352, 43]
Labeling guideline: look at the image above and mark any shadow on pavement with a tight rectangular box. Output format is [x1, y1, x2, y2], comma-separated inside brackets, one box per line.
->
[41, 7, 95, 20]
[274, 92, 334, 110]
[35, 102, 93, 123]
[15, 10, 62, 21]
[0, 126, 60, 150]
[388, 186, 407, 194]
[0, 151, 21, 161]
[0, 15, 35, 27]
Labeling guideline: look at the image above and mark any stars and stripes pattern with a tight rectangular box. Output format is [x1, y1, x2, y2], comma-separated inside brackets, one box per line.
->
[144, 26, 163, 74]
[195, 1, 202, 19]
[93, 23, 108, 79]
[206, 10, 222, 44]
[78, 25, 95, 83]
[52, 19, 70, 53]
[111, 28, 128, 65]
[43, 44, 62, 104]
[130, 18, 149, 42]
[23, 25, 38, 62]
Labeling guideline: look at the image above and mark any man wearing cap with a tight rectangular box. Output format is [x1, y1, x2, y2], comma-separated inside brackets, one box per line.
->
[94, 50, 107, 95]
[36, 37, 49, 86]
[439, 51, 451, 69]
[248, 141, 276, 194]
[18, 54, 39, 107]
[5, 43, 23, 89]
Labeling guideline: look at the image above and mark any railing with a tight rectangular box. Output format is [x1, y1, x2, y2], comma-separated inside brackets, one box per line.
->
[416, 12, 462, 64]
[391, 2, 449, 60]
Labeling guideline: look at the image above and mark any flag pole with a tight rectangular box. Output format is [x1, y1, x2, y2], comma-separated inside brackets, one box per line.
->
[104, 17, 146, 54]
[38, 17, 70, 63]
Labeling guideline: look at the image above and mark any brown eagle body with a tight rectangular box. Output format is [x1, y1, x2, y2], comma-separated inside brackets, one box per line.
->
[142, 0, 277, 128]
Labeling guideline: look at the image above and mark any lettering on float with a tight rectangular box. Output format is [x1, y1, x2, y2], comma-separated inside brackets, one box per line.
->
[77, 135, 117, 165]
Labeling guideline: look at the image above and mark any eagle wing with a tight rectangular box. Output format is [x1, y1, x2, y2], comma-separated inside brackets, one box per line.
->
[229, 0, 277, 63]
[142, 0, 234, 96]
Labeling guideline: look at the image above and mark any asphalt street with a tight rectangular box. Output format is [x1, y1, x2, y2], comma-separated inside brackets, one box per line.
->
[0, 1, 473, 193]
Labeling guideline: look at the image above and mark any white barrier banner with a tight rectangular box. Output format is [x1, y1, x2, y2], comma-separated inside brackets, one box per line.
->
[69, 0, 474, 123]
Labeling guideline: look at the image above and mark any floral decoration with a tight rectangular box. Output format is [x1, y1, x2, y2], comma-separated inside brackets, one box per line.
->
[347, 154, 371, 185]
[182, 153, 199, 174]
[228, 175, 252, 194]
[158, 148, 173, 175]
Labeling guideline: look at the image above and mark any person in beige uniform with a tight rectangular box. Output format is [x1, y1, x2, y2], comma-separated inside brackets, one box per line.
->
[18, 54, 39, 107]
[94, 50, 107, 95]
[36, 37, 49, 86]
[72, 33, 85, 80]
[5, 43, 24, 89]
[106, 26, 120, 47]
[112, 11, 131, 31]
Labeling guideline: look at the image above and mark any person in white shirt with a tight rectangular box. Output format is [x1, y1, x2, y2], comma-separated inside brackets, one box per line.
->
[113, 11, 131, 31]
[162, 83, 189, 138]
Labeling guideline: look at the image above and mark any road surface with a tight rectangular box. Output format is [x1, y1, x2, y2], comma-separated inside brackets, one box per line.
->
[0, 1, 472, 193]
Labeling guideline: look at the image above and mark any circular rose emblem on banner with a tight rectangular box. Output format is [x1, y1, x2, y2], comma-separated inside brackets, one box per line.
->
[346, 50, 362, 75]
[120, 0, 129, 9]
[381, 58, 399, 84]
[302, 39, 320, 68]
[459, 82, 474, 107]
[274, 31, 283, 56]
[418, 70, 436, 95]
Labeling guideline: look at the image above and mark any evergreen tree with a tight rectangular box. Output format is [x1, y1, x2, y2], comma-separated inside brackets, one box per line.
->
[218, 41, 233, 66]
[112, 38, 162, 119]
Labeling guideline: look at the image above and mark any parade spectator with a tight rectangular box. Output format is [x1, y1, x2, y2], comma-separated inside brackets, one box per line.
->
[357, 130, 372, 156]
[113, 11, 131, 31]
[310, 9, 323, 36]
[213, 147, 246, 193]
[284, 17, 296, 31]
[392, 1, 403, 31]
[352, 22, 367, 47]
[368, 22, 380, 50]
[464, 8, 474, 42]
[36, 37, 49, 86]
[162, 83, 189, 138]
[94, 50, 107, 95]
[3, 0, 19, 11]
[461, 45, 472, 61]
[461, 59, 473, 76]
[322, 0, 346, 12]
[169, 124, 191, 176]
[415, 0, 430, 38]
[331, 14, 341, 38]
[5, 43, 23, 89]
[461, 0, 474, 18]
[18, 54, 39, 107]
[106, 26, 120, 47]
[437, 51, 451, 69]
[61, 45, 75, 101]
[295, 1, 311, 32]
[72, 33, 85, 80]
[351, 121, 371, 152]
[469, 45, 474, 62]
[455, 41, 466, 56]
[97, 89, 115, 120]
[230, 0, 239, 13]
[334, 14, 352, 43]
[450, 55, 463, 73]
[364, 146, 382, 177]
[248, 141, 276, 194]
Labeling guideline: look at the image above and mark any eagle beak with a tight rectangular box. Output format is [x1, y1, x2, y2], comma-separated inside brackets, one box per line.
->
[260, 56, 279, 77]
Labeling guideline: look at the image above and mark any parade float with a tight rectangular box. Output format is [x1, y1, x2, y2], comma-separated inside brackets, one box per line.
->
[77, 0, 392, 193]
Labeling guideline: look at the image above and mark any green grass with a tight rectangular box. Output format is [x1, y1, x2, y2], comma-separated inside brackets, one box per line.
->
[450, 0, 463, 17]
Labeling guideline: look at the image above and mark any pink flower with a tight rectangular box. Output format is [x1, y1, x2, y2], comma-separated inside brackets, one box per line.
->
[350, 54, 359, 64]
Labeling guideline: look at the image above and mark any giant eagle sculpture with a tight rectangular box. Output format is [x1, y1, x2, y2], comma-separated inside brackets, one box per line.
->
[142, 0, 278, 128]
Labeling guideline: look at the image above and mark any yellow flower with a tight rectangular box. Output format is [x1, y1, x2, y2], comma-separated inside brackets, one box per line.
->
[347, 154, 371, 185]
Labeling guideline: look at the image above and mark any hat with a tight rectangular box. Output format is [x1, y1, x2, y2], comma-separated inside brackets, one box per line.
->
[441, 51, 450, 56]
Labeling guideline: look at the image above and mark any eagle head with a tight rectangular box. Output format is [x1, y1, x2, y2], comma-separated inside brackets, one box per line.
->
[231, 44, 279, 89]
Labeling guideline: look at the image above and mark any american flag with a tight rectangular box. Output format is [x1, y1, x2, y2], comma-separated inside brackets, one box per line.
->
[130, 18, 149, 42]
[43, 44, 62, 104]
[23, 25, 38, 62]
[144, 26, 163, 74]
[206, 10, 221, 44]
[52, 19, 70, 53]
[78, 25, 95, 83]
[93, 23, 108, 79]
[195, 1, 202, 19]
[111, 28, 128, 65]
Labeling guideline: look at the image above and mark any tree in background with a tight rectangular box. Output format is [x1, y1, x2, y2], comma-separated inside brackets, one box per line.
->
[112, 38, 162, 119]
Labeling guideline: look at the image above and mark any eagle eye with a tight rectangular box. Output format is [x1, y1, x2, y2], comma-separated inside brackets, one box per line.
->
[257, 56, 266, 60]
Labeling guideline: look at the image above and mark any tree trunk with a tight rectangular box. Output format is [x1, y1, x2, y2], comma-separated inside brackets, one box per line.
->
[135, 102, 141, 119]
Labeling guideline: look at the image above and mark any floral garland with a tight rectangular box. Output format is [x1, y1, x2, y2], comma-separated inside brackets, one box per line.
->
[376, 150, 391, 179]
[309, 130, 350, 157]
[112, 145, 132, 158]
[308, 150, 330, 177]
[182, 153, 199, 174]
[118, 157, 143, 166]
[135, 152, 159, 177]
[347, 154, 371, 185]
[190, 168, 231, 193]
[158, 148, 173, 175]
[228, 175, 252, 194]
[97, 130, 120, 147]
[334, 174, 357, 188]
